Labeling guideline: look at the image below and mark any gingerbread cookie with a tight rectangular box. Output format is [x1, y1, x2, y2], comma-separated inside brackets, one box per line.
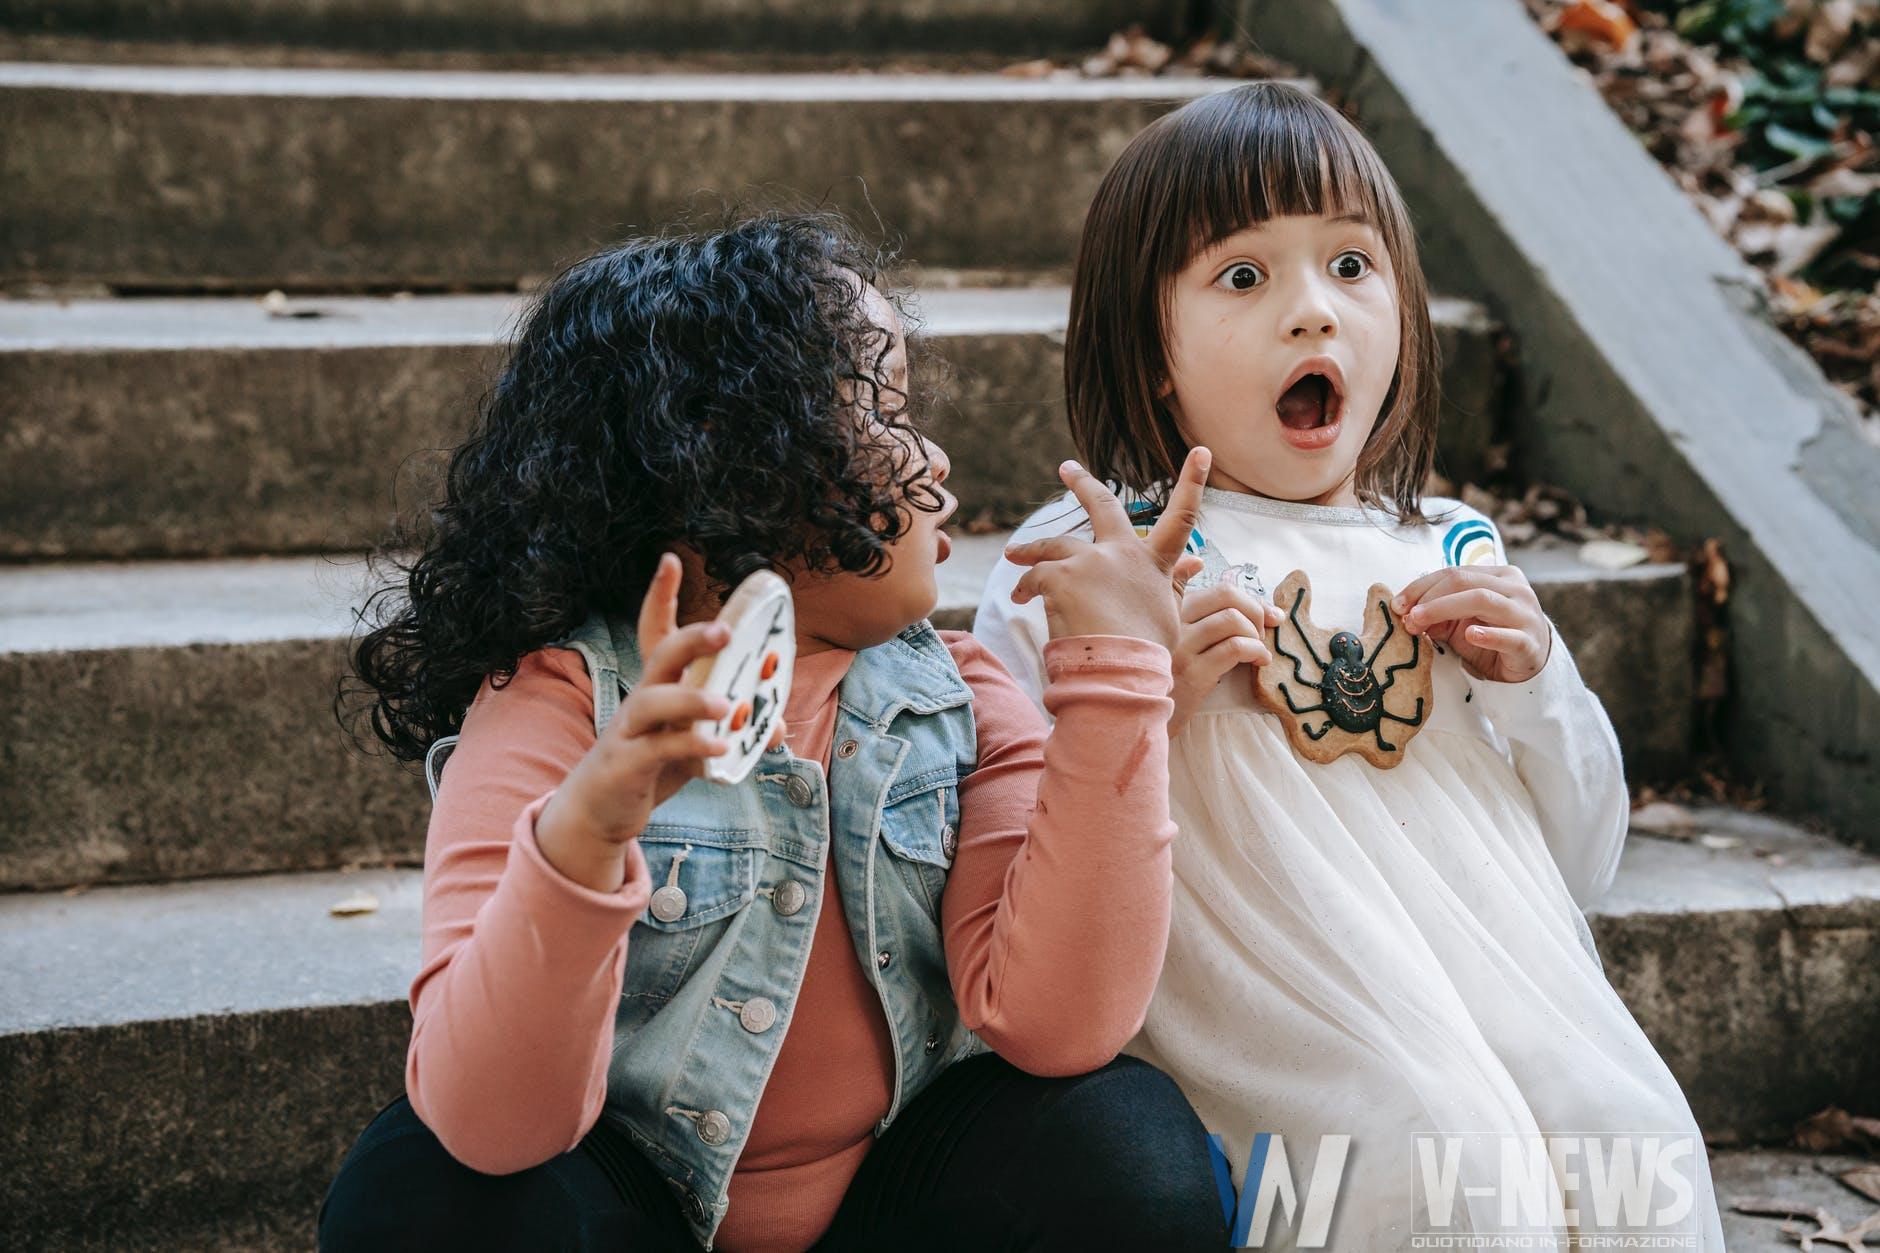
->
[1253, 569, 1433, 769]
[682, 569, 794, 785]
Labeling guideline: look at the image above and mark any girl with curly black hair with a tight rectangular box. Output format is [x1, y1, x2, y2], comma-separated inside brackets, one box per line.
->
[319, 209, 1229, 1252]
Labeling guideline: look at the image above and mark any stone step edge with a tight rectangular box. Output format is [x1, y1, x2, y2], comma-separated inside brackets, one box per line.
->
[0, 535, 1682, 657]
[0, 60, 1257, 101]
[0, 288, 1493, 352]
[4, 803, 1872, 1039]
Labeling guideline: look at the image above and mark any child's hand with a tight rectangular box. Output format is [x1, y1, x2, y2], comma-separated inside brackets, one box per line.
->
[1391, 564, 1552, 684]
[537, 554, 776, 882]
[1168, 581, 1285, 738]
[1003, 447, 1210, 652]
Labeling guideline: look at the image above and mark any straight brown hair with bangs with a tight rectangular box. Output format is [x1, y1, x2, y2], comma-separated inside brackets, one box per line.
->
[1064, 81, 1441, 525]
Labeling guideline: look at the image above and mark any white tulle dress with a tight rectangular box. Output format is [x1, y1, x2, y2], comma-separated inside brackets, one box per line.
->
[973, 486, 1726, 1250]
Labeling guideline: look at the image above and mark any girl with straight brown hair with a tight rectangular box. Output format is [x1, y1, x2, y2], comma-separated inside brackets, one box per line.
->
[975, 82, 1726, 1249]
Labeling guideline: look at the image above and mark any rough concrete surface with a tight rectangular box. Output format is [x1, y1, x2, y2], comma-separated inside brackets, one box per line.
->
[0, 544, 1690, 889]
[0, 65, 1230, 289]
[0, 0, 1188, 58]
[0, 288, 1504, 557]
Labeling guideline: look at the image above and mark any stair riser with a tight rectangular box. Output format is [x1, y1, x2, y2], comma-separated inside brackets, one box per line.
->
[0, 570, 1691, 890]
[0, 1004, 405, 1253]
[5, 903, 1866, 1251]
[1, 81, 1215, 291]
[0, 312, 1501, 558]
[1594, 901, 1880, 1145]
[0, 0, 1184, 58]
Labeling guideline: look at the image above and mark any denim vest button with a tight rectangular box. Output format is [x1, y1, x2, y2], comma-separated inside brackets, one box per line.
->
[924, 1031, 940, 1053]
[773, 879, 807, 916]
[836, 738, 859, 758]
[683, 1189, 707, 1223]
[697, 1110, 732, 1146]
[941, 824, 958, 859]
[739, 997, 778, 1033]
[876, 950, 892, 970]
[649, 885, 687, 923]
[784, 775, 815, 808]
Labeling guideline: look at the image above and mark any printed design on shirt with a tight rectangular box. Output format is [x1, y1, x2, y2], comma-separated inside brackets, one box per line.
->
[1125, 499, 1204, 554]
[1442, 518, 1499, 567]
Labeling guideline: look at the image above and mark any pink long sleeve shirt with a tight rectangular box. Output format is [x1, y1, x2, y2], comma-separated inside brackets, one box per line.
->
[405, 630, 1176, 1251]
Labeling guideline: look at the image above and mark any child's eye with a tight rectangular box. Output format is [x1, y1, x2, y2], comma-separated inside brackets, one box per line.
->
[1212, 262, 1264, 292]
[1330, 251, 1373, 281]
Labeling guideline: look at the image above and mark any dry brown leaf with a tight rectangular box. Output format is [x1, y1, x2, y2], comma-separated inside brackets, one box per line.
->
[1796, 1106, 1880, 1154]
[1558, 0, 1640, 50]
[1842, 1166, 1880, 1207]
[1805, 0, 1859, 65]
[1631, 799, 1698, 838]
[1697, 538, 1731, 607]
[1730, 1197, 1880, 1250]
[1579, 538, 1651, 569]
[1000, 58, 1056, 79]
[330, 889, 381, 917]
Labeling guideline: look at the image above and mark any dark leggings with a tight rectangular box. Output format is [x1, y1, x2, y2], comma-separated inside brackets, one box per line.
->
[319, 1050, 1228, 1251]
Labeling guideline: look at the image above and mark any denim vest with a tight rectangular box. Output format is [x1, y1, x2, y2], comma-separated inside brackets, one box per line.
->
[525, 609, 992, 1247]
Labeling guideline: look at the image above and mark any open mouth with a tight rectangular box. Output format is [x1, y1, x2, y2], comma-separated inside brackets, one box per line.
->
[1276, 372, 1343, 431]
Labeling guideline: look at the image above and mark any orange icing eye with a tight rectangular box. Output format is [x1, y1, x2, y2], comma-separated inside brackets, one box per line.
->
[729, 702, 752, 731]
[760, 651, 779, 680]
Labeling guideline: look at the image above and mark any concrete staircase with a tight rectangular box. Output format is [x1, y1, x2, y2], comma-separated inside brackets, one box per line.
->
[2, 5, 1876, 1250]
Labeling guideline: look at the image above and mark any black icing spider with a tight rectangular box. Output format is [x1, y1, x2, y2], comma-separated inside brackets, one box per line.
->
[1275, 586, 1426, 752]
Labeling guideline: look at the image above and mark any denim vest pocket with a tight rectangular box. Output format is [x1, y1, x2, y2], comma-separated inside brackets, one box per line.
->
[622, 833, 762, 1011]
[875, 770, 961, 920]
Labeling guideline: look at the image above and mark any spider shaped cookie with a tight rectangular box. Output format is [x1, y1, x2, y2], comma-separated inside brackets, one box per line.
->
[1252, 569, 1434, 769]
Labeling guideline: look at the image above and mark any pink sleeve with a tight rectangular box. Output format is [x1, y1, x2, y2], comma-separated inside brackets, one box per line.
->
[938, 631, 1177, 1076]
[404, 647, 654, 1175]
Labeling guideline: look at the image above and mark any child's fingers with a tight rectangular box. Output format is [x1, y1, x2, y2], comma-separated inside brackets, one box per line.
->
[641, 619, 731, 687]
[1171, 552, 1205, 594]
[1004, 534, 1087, 568]
[1392, 565, 1515, 615]
[1059, 461, 1135, 544]
[1455, 623, 1529, 653]
[1189, 633, 1271, 684]
[626, 727, 730, 769]
[618, 685, 731, 738]
[1009, 563, 1060, 607]
[1404, 586, 1521, 632]
[635, 552, 685, 663]
[1183, 606, 1263, 654]
[1144, 446, 1211, 570]
[767, 721, 788, 751]
[1181, 584, 1269, 628]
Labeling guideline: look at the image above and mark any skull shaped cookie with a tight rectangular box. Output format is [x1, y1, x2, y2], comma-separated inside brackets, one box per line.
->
[682, 569, 794, 785]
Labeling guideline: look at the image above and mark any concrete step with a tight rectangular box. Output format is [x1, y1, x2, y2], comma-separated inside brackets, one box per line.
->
[0, 0, 1187, 61]
[3, 807, 1872, 1249]
[1713, 1147, 1880, 1250]
[0, 289, 1503, 558]
[0, 541, 1692, 891]
[0, 63, 1237, 292]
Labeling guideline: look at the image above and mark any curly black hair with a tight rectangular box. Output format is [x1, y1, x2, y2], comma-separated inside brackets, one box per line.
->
[337, 208, 938, 764]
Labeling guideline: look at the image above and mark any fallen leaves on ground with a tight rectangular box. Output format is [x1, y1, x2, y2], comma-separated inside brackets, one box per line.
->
[1798, 1107, 1880, 1154]
[329, 889, 380, 917]
[1524, 0, 1880, 434]
[1728, 1197, 1880, 1250]
[1001, 25, 1306, 83]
